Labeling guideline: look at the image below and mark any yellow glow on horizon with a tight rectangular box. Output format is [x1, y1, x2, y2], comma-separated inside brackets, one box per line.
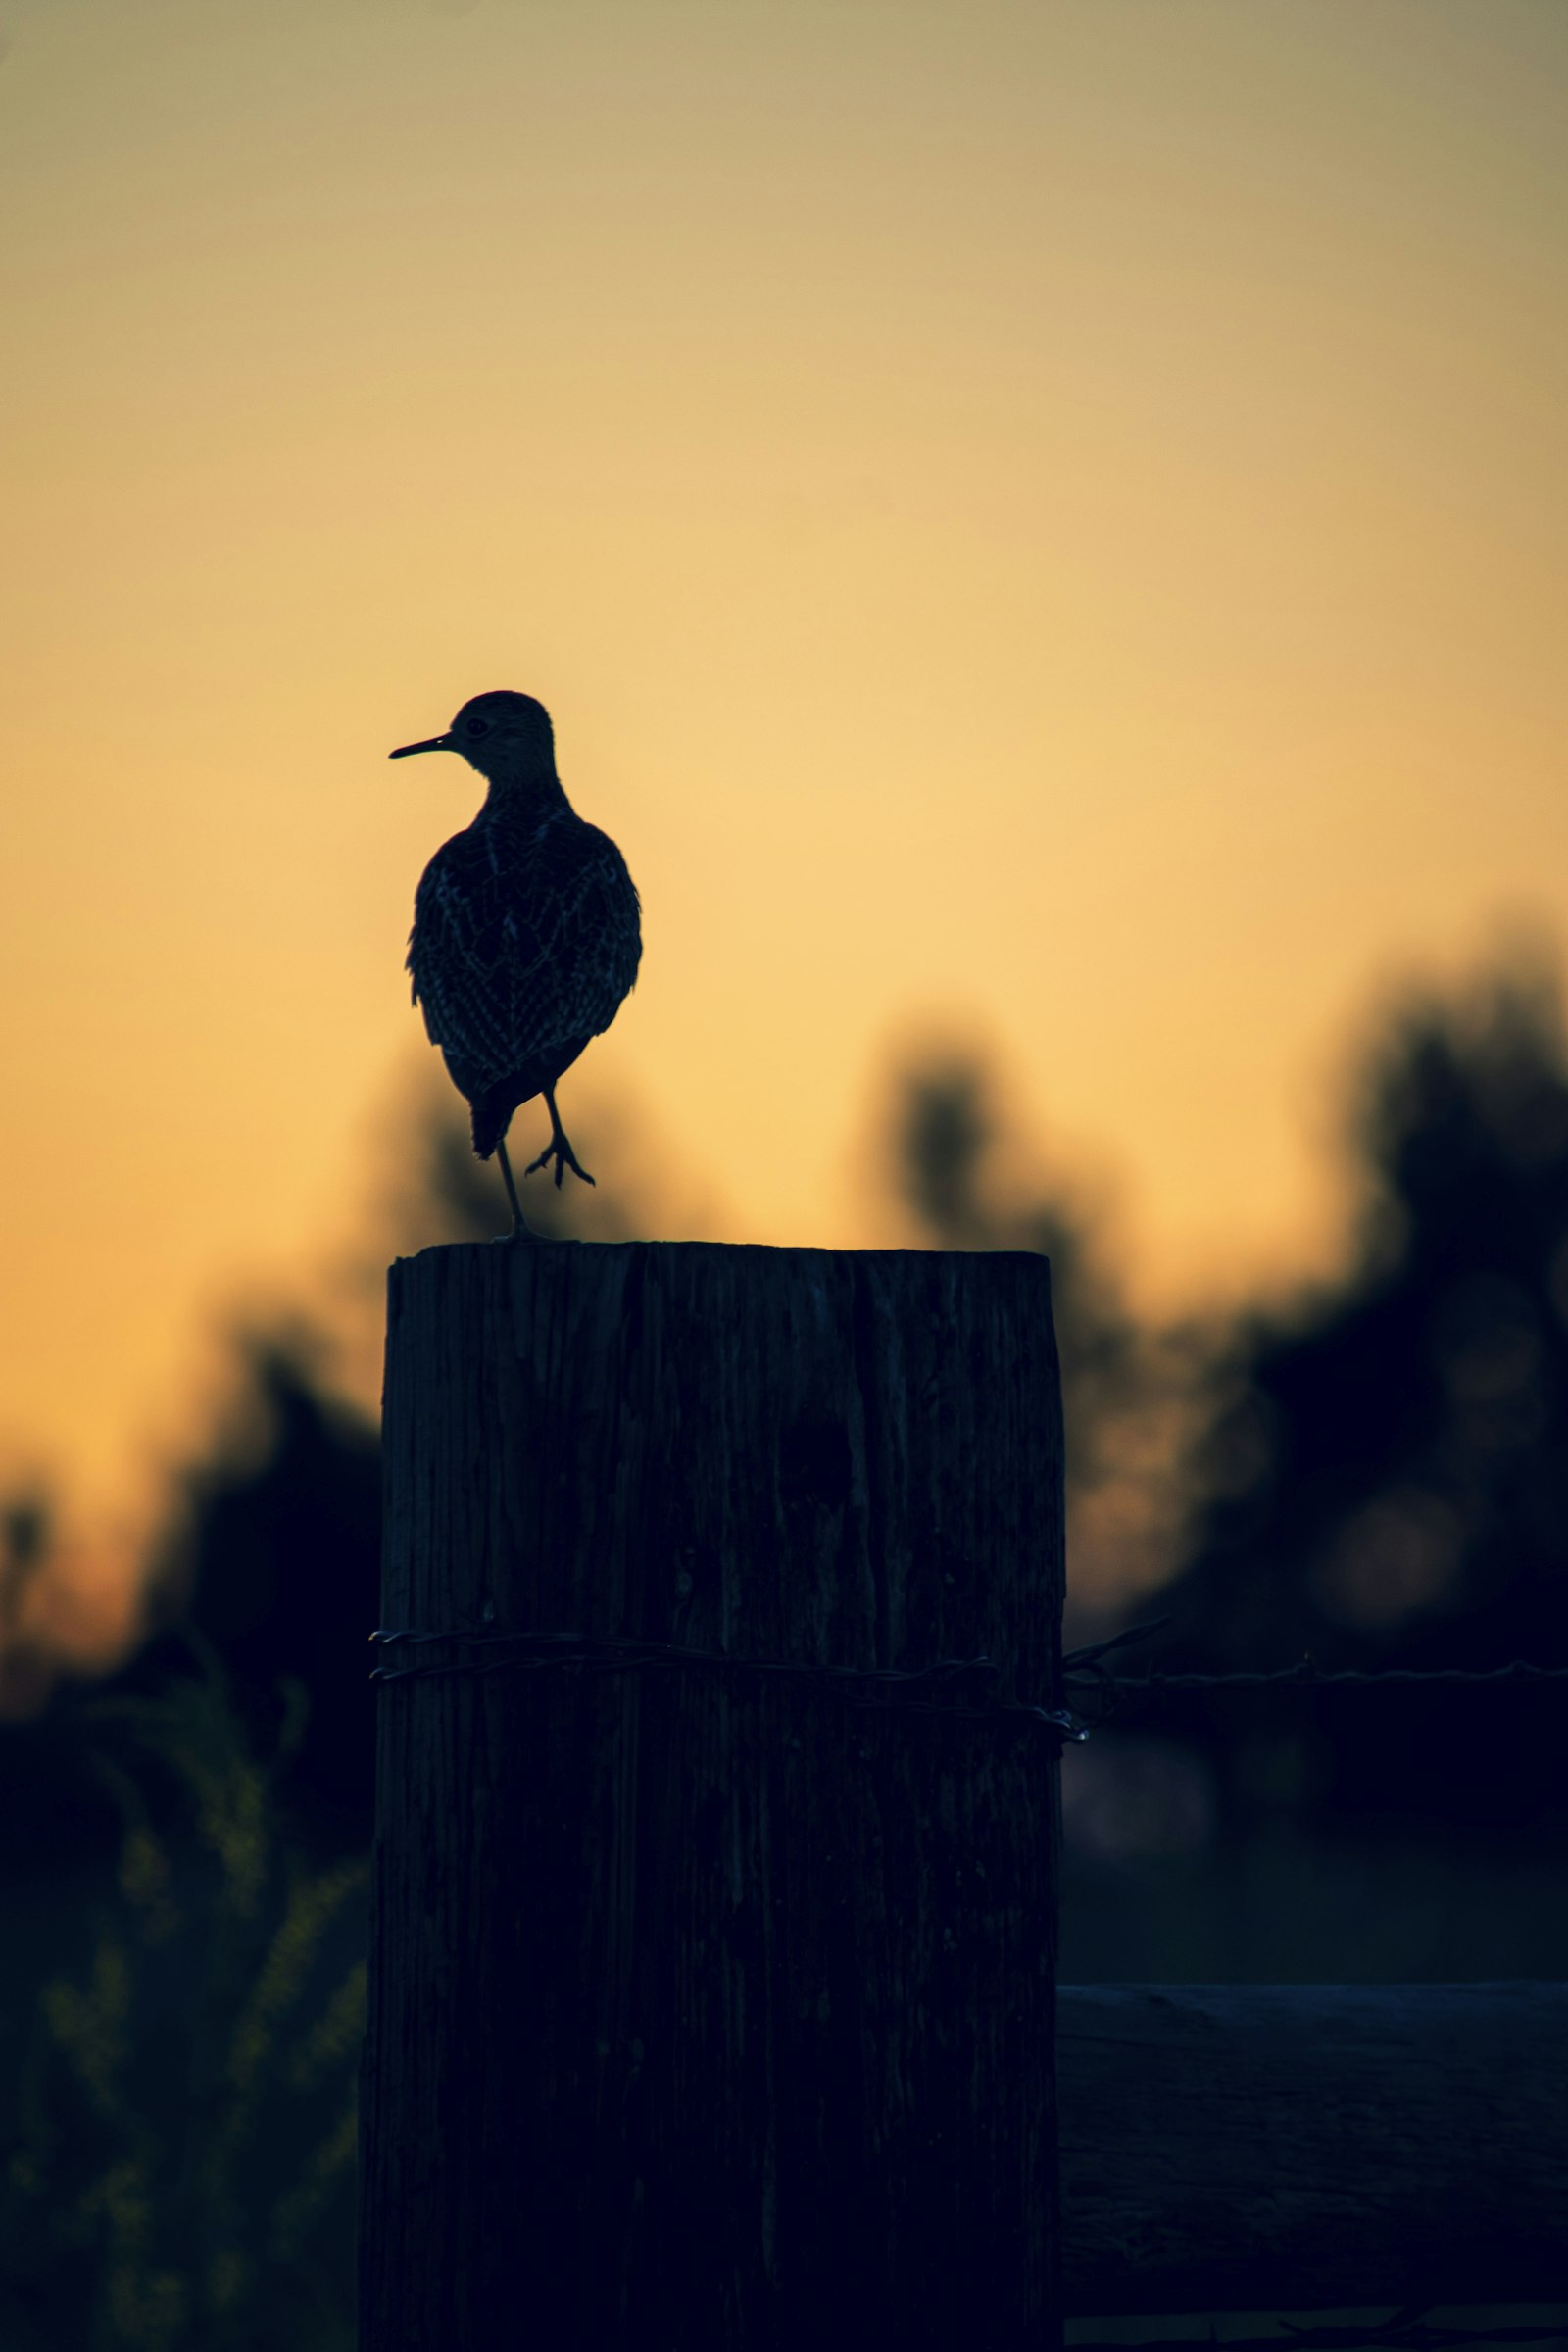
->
[2, 0, 1566, 1524]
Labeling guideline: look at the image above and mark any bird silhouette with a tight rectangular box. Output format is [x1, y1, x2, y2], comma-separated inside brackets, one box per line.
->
[391, 690, 641, 1235]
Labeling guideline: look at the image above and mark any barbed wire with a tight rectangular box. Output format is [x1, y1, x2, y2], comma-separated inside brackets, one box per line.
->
[1060, 1616, 1568, 1729]
[369, 1626, 1087, 1742]
[371, 1615, 1568, 1745]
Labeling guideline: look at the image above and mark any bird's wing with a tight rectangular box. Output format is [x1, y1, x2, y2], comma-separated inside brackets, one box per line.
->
[408, 820, 640, 1102]
[564, 822, 643, 1035]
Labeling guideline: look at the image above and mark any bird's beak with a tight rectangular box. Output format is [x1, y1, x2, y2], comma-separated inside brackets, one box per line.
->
[389, 732, 454, 760]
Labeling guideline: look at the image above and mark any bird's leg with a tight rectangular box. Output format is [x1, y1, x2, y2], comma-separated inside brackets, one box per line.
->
[495, 1138, 532, 1237]
[524, 1087, 597, 1189]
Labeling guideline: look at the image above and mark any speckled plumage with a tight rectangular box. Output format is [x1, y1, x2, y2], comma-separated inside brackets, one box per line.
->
[392, 691, 640, 1207]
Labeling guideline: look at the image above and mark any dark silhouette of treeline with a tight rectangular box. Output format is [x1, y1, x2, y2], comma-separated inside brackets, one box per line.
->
[1147, 950, 1568, 1842]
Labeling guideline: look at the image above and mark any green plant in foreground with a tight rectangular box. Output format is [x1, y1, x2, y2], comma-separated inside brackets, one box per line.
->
[1, 1653, 366, 2351]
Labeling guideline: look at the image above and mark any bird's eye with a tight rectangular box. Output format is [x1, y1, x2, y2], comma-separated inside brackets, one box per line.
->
[465, 716, 490, 739]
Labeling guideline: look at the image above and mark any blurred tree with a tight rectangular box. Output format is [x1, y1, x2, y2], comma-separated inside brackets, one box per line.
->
[886, 1046, 1198, 1620]
[143, 1336, 380, 1852]
[0, 1496, 127, 1878]
[1151, 945, 1568, 1837]
[0, 1496, 52, 1717]
[892, 1054, 1136, 1484]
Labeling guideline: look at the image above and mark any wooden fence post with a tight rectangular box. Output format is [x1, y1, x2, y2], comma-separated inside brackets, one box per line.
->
[359, 1242, 1065, 2350]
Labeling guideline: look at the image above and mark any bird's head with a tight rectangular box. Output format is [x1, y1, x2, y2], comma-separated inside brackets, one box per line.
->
[390, 691, 556, 786]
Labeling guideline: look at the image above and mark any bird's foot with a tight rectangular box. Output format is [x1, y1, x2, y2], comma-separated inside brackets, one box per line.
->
[525, 1126, 597, 1190]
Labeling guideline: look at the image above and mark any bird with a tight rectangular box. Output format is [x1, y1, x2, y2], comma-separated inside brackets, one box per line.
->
[390, 690, 641, 1236]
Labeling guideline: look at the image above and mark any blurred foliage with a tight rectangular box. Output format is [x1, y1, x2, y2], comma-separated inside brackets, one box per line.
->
[892, 1052, 1140, 1483]
[888, 1047, 1203, 1616]
[1, 1498, 49, 1636]
[0, 1652, 362, 2351]
[144, 1339, 380, 1854]
[0, 1496, 53, 1719]
[1148, 947, 1568, 1837]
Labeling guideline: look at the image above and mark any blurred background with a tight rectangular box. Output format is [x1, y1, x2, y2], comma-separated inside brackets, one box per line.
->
[2, 1, 1566, 2343]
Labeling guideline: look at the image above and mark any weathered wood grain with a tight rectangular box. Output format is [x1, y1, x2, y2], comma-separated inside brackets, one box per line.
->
[1058, 1981, 1568, 2314]
[360, 1242, 1065, 2351]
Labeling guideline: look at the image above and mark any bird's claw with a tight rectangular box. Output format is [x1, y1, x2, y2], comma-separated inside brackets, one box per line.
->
[524, 1133, 596, 1189]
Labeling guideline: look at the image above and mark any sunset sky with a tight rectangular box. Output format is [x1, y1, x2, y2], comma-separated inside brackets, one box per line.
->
[3, 0, 1566, 1537]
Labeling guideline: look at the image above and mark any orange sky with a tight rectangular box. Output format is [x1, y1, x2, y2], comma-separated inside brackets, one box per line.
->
[2, 0, 1566, 1531]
